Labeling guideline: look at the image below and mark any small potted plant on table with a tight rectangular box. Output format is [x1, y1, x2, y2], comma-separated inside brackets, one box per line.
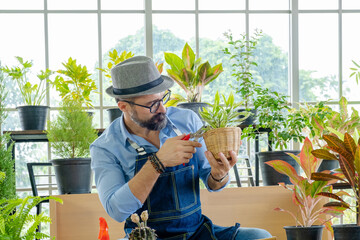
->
[199, 91, 249, 160]
[266, 137, 347, 240]
[1, 56, 53, 130]
[164, 43, 223, 119]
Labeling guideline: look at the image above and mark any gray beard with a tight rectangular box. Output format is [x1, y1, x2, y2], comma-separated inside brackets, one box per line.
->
[130, 110, 167, 131]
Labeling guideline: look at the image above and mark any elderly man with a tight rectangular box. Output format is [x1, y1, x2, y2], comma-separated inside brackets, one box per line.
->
[90, 56, 272, 240]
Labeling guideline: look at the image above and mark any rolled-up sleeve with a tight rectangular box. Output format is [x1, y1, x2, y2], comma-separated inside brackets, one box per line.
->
[90, 145, 142, 222]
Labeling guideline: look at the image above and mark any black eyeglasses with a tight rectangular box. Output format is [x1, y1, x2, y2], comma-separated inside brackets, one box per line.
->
[122, 90, 171, 113]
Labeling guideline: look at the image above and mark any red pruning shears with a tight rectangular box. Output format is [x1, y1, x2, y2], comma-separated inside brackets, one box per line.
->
[181, 127, 206, 165]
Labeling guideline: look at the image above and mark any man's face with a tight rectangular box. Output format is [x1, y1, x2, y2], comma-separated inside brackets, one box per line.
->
[128, 93, 167, 131]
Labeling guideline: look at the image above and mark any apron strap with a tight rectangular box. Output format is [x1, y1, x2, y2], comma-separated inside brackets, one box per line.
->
[127, 138, 147, 156]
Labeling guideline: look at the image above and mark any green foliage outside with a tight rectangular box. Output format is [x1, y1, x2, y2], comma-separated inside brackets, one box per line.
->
[1, 57, 53, 106]
[199, 91, 248, 129]
[0, 65, 15, 200]
[51, 57, 98, 109]
[46, 100, 98, 159]
[0, 194, 62, 240]
[98, 49, 135, 79]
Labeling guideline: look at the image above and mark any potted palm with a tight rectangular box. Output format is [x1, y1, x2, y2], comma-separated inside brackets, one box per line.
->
[199, 91, 249, 160]
[98, 49, 134, 123]
[311, 133, 360, 239]
[50, 57, 98, 109]
[266, 137, 347, 240]
[46, 100, 98, 194]
[164, 43, 223, 118]
[1, 56, 53, 130]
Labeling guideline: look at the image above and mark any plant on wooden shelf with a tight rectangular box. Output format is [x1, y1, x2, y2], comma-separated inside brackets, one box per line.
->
[266, 137, 347, 239]
[199, 91, 249, 160]
[51, 57, 98, 109]
[0, 172, 63, 240]
[311, 133, 360, 238]
[46, 100, 98, 194]
[164, 43, 223, 105]
[1, 56, 53, 130]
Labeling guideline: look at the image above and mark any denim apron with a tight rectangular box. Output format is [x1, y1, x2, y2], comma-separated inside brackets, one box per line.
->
[124, 135, 240, 240]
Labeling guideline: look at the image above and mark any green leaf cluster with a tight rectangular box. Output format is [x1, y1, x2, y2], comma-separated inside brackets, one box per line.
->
[0, 68, 15, 200]
[350, 60, 360, 84]
[0, 195, 62, 240]
[46, 100, 98, 159]
[199, 91, 249, 129]
[223, 29, 263, 108]
[98, 49, 134, 79]
[164, 43, 223, 103]
[1, 56, 53, 106]
[51, 57, 98, 109]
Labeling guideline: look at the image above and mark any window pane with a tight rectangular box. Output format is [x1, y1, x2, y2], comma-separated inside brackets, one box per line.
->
[101, 0, 143, 10]
[342, 13, 360, 101]
[101, 14, 145, 106]
[343, 0, 360, 10]
[299, 0, 338, 10]
[153, 14, 195, 60]
[48, 14, 98, 107]
[199, 13, 245, 102]
[3, 111, 21, 131]
[199, 0, 245, 10]
[249, 0, 289, 10]
[299, 14, 338, 102]
[0, 0, 43, 10]
[47, 0, 97, 10]
[250, 14, 290, 96]
[152, 0, 195, 10]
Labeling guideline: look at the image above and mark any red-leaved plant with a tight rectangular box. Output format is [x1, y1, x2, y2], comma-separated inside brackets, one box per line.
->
[266, 137, 347, 235]
[311, 133, 360, 226]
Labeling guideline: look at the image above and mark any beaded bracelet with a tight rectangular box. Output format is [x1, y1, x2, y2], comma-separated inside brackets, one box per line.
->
[210, 172, 228, 183]
[148, 153, 165, 174]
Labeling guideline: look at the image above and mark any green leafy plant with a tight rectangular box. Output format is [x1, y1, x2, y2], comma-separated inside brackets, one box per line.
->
[223, 29, 263, 108]
[0, 68, 15, 200]
[266, 137, 347, 232]
[350, 60, 360, 84]
[97, 49, 134, 79]
[199, 91, 249, 129]
[311, 133, 360, 226]
[1, 56, 53, 105]
[164, 43, 223, 103]
[129, 210, 157, 240]
[51, 57, 97, 109]
[0, 195, 62, 240]
[46, 100, 98, 159]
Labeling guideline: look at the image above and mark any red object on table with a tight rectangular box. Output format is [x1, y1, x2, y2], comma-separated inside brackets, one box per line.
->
[98, 217, 110, 240]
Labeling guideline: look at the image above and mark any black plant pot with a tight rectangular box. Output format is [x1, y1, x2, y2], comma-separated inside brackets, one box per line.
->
[256, 150, 300, 186]
[50, 158, 92, 195]
[107, 108, 122, 124]
[284, 225, 324, 240]
[317, 159, 339, 172]
[16, 105, 49, 130]
[333, 224, 360, 240]
[177, 102, 208, 122]
[238, 108, 257, 128]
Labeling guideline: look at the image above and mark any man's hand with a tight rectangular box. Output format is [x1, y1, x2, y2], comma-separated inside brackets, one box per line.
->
[156, 134, 202, 167]
[205, 150, 238, 181]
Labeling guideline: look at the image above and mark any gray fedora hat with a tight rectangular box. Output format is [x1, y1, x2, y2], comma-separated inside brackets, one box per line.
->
[106, 56, 174, 98]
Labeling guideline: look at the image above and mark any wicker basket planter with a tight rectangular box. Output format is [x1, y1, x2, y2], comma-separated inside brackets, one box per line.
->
[203, 127, 242, 160]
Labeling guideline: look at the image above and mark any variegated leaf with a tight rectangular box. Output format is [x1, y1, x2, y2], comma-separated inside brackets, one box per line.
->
[344, 133, 357, 156]
[311, 149, 337, 161]
[311, 172, 346, 182]
[265, 160, 301, 183]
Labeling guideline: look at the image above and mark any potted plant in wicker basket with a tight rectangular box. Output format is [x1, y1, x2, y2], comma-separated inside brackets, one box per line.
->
[1, 56, 53, 130]
[266, 137, 347, 240]
[199, 91, 249, 160]
[311, 133, 360, 239]
[164, 43, 223, 119]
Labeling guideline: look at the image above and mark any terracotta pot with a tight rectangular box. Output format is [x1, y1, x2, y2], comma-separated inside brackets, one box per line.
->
[203, 127, 241, 160]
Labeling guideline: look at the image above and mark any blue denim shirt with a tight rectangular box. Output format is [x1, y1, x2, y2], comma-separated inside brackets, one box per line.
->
[90, 107, 229, 222]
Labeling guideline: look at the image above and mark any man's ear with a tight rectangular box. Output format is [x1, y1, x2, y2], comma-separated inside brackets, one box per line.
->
[117, 101, 128, 112]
